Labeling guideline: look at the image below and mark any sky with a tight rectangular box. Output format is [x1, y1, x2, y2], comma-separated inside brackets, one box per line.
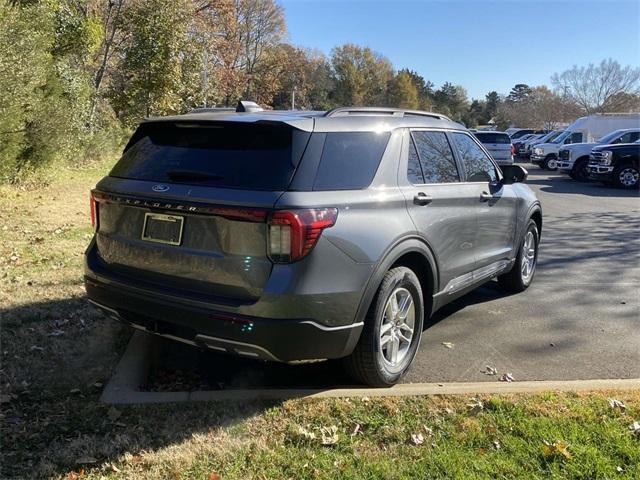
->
[280, 0, 640, 100]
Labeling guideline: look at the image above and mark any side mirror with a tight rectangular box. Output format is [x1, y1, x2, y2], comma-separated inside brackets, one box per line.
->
[501, 164, 528, 184]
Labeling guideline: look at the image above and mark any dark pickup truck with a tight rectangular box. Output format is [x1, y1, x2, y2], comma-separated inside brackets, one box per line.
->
[588, 141, 640, 189]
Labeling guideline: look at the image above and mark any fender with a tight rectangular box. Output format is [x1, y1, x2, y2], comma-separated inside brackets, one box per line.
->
[353, 236, 439, 325]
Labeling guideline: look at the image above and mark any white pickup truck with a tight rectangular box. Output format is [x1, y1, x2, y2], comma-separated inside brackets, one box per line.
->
[557, 128, 640, 181]
[530, 113, 640, 170]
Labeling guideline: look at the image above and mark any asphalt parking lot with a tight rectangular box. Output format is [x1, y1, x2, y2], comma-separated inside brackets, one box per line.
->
[148, 162, 639, 390]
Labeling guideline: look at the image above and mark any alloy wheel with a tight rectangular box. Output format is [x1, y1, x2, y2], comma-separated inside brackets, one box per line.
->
[521, 230, 537, 283]
[619, 168, 639, 187]
[379, 287, 415, 367]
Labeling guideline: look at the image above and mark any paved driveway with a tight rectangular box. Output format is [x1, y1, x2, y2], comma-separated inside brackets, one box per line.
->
[150, 163, 639, 389]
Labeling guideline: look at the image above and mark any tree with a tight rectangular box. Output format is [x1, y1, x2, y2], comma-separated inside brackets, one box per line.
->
[551, 59, 640, 114]
[506, 83, 532, 103]
[484, 91, 500, 122]
[397, 68, 433, 110]
[110, 0, 193, 124]
[387, 71, 419, 109]
[330, 44, 393, 106]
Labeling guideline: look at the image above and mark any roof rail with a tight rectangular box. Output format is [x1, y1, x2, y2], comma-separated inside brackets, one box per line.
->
[324, 106, 450, 121]
[190, 107, 235, 114]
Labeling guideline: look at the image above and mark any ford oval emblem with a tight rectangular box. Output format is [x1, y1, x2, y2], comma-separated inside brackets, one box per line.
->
[152, 184, 170, 192]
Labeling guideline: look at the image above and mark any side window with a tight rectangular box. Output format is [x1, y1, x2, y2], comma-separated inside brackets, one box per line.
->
[411, 131, 459, 183]
[450, 132, 498, 183]
[313, 132, 391, 190]
[570, 132, 583, 143]
[619, 132, 640, 143]
[407, 136, 424, 184]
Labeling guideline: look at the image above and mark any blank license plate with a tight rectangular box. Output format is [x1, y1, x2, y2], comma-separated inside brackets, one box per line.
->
[141, 213, 184, 246]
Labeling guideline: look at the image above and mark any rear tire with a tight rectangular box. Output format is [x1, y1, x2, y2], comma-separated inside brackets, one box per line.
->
[613, 164, 639, 189]
[344, 267, 424, 387]
[498, 220, 539, 293]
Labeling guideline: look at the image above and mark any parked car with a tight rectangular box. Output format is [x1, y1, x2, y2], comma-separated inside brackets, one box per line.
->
[512, 134, 538, 156]
[506, 128, 535, 139]
[520, 131, 563, 158]
[84, 105, 542, 387]
[516, 134, 545, 156]
[531, 113, 640, 170]
[473, 131, 514, 165]
[587, 140, 640, 189]
[557, 128, 640, 181]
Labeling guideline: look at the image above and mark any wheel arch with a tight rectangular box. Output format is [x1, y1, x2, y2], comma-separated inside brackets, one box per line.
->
[354, 237, 439, 326]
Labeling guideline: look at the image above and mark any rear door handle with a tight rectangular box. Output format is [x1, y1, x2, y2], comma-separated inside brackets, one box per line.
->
[480, 191, 494, 202]
[413, 192, 432, 206]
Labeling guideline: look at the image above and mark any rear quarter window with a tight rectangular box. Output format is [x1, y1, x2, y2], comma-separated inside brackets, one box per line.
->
[312, 132, 391, 190]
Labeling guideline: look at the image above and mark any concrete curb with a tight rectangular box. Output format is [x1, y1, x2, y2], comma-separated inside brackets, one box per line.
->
[101, 331, 640, 404]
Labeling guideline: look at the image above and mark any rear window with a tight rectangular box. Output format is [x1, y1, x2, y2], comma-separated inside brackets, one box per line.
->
[110, 122, 310, 191]
[312, 132, 390, 190]
[474, 133, 511, 144]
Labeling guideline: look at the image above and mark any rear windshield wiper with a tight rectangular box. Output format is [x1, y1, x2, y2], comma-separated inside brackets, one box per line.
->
[165, 170, 225, 182]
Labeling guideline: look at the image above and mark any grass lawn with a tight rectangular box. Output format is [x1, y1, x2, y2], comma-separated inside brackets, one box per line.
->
[1, 163, 638, 479]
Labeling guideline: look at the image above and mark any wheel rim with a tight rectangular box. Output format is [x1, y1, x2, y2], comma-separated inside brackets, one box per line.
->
[619, 168, 639, 187]
[547, 159, 556, 169]
[379, 287, 415, 367]
[520, 230, 537, 283]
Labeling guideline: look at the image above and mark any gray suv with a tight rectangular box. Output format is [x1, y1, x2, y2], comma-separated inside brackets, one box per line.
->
[85, 105, 542, 386]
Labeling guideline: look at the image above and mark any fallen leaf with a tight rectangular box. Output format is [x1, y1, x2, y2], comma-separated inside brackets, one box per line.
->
[350, 424, 361, 437]
[410, 433, 424, 445]
[542, 440, 572, 460]
[441, 342, 454, 349]
[69, 388, 81, 394]
[66, 470, 85, 479]
[297, 426, 316, 441]
[467, 398, 484, 416]
[629, 421, 640, 436]
[499, 373, 515, 382]
[608, 399, 626, 411]
[107, 407, 121, 422]
[110, 464, 121, 473]
[76, 456, 97, 465]
[482, 366, 498, 376]
[320, 425, 339, 445]
[616, 466, 624, 473]
[48, 329, 65, 337]
[423, 425, 433, 435]
[493, 439, 501, 450]
[208, 473, 221, 480]
[30, 345, 44, 352]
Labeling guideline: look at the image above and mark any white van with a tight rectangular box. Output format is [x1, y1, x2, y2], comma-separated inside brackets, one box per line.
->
[530, 113, 640, 169]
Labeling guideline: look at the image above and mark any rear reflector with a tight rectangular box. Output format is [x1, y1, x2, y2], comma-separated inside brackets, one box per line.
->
[268, 208, 338, 263]
[89, 192, 97, 230]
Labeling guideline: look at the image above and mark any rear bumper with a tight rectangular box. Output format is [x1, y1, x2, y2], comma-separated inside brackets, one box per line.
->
[84, 240, 369, 362]
[86, 275, 363, 362]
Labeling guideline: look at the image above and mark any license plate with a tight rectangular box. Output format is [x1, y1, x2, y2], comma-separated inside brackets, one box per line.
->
[141, 213, 184, 246]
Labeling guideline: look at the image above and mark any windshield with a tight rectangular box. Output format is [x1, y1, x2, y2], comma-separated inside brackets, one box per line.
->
[551, 130, 570, 144]
[596, 130, 623, 144]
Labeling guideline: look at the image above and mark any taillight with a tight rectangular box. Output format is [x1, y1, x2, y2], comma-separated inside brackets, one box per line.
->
[268, 208, 338, 263]
[511, 144, 515, 156]
[89, 192, 97, 231]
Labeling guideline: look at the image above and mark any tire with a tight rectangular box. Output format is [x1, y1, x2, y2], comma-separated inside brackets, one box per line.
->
[569, 158, 589, 181]
[498, 220, 539, 293]
[344, 267, 424, 387]
[613, 164, 639, 189]
[542, 156, 557, 170]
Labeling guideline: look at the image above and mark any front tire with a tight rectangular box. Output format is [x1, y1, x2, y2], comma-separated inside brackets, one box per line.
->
[498, 220, 539, 293]
[569, 158, 589, 181]
[542, 156, 557, 170]
[344, 267, 424, 387]
[613, 164, 639, 189]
